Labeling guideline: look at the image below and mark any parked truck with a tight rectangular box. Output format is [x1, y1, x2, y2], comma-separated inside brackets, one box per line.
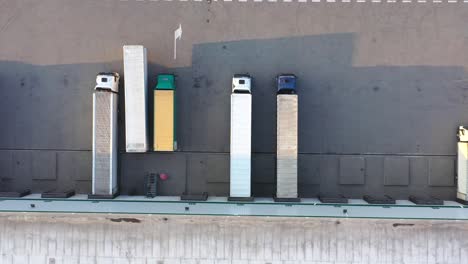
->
[229, 74, 252, 200]
[457, 126, 468, 204]
[276, 74, 299, 201]
[123, 45, 149, 152]
[154, 74, 177, 151]
[91, 72, 120, 199]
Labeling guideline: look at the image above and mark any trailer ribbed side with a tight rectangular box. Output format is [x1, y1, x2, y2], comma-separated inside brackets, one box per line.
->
[92, 91, 118, 195]
[276, 94, 298, 198]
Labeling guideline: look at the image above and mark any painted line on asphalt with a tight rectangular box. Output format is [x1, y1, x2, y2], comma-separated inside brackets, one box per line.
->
[121, 0, 467, 3]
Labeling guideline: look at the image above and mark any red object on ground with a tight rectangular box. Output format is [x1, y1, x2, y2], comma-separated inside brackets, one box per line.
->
[159, 173, 169, 181]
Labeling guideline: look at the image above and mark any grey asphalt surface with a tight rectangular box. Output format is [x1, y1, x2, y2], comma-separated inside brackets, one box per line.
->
[0, 0, 468, 199]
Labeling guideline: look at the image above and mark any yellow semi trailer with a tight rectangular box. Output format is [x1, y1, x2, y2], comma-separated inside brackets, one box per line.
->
[154, 74, 176, 151]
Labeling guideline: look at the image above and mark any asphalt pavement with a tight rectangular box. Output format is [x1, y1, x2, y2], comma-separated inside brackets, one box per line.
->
[0, 0, 467, 199]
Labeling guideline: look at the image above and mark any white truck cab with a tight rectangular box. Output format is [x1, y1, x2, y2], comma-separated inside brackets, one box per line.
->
[232, 74, 251, 94]
[95, 72, 120, 92]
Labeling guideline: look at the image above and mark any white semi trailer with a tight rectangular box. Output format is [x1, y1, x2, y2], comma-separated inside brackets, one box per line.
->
[91, 73, 120, 199]
[276, 74, 299, 201]
[229, 75, 252, 200]
[123, 45, 149, 152]
[457, 126, 468, 204]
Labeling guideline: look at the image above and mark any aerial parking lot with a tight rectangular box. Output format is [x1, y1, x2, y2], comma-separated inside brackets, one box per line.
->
[2, 1, 468, 263]
[1, 0, 468, 199]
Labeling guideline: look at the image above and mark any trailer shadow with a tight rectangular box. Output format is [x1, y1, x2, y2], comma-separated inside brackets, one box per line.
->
[0, 33, 468, 199]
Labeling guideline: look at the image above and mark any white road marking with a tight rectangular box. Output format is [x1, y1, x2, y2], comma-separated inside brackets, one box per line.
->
[123, 0, 468, 3]
[174, 24, 182, 60]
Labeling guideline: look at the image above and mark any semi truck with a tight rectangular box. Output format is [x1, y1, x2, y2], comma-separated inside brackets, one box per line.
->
[276, 74, 299, 201]
[123, 45, 149, 152]
[154, 74, 177, 151]
[457, 126, 468, 204]
[229, 74, 253, 200]
[91, 73, 120, 199]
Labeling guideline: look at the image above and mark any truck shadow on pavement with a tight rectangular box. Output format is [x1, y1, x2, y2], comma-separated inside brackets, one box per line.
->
[1, 33, 468, 200]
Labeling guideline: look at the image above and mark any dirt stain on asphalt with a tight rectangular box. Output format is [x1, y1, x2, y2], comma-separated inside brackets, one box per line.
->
[392, 223, 415, 228]
[109, 218, 141, 223]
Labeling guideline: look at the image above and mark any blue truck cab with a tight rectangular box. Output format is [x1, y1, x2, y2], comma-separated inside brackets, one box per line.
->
[277, 74, 297, 94]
